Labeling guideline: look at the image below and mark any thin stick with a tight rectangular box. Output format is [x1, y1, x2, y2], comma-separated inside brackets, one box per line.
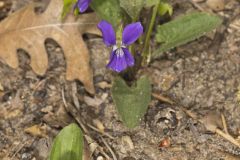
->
[188, 0, 206, 12]
[152, 93, 174, 105]
[10, 139, 34, 160]
[62, 88, 88, 133]
[152, 93, 240, 148]
[221, 113, 229, 134]
[101, 137, 118, 160]
[71, 82, 81, 110]
[61, 88, 112, 159]
[87, 124, 114, 139]
[216, 129, 240, 148]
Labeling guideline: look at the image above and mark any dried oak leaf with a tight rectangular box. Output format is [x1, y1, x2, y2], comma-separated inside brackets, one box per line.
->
[0, 0, 100, 94]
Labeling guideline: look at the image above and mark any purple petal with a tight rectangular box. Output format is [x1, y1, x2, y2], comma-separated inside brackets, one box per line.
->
[122, 22, 143, 45]
[77, 0, 91, 13]
[122, 48, 134, 67]
[98, 20, 116, 46]
[107, 49, 127, 72]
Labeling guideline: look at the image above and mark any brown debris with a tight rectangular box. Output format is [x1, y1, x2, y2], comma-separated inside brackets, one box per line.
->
[24, 124, 48, 138]
[206, 0, 225, 11]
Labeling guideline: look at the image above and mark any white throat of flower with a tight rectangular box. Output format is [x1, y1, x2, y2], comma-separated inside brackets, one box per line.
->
[113, 44, 126, 58]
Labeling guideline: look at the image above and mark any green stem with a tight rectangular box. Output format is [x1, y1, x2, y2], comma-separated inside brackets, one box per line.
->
[142, 2, 159, 63]
[130, 15, 140, 56]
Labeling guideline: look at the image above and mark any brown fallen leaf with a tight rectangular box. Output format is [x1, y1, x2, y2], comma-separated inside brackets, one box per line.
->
[0, 0, 100, 94]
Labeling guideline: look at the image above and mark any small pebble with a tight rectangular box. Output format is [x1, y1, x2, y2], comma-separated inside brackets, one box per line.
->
[22, 153, 31, 160]
[96, 156, 104, 160]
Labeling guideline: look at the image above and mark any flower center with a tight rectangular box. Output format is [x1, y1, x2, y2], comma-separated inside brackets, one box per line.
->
[115, 47, 124, 58]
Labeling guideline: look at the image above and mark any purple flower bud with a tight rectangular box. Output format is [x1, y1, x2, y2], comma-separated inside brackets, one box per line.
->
[76, 0, 92, 13]
[98, 20, 143, 72]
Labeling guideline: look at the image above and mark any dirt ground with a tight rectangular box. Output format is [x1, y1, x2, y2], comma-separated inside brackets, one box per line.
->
[0, 0, 240, 160]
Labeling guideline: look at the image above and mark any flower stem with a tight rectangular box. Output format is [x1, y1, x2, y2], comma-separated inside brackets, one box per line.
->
[142, 2, 160, 64]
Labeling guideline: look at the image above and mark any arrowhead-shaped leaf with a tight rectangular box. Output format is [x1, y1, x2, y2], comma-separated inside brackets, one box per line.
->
[49, 123, 84, 160]
[153, 12, 222, 58]
[120, 0, 144, 20]
[112, 76, 151, 128]
[145, 0, 159, 8]
[91, 0, 122, 28]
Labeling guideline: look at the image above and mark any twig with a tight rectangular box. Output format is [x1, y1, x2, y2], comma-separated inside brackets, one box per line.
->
[181, 107, 199, 120]
[71, 82, 81, 110]
[221, 113, 229, 134]
[10, 138, 34, 160]
[61, 88, 88, 133]
[152, 93, 174, 105]
[87, 124, 114, 139]
[152, 92, 240, 148]
[184, 108, 240, 148]
[188, 0, 206, 12]
[216, 129, 240, 148]
[187, 110, 240, 148]
[85, 135, 110, 159]
[33, 78, 47, 91]
[61, 87, 113, 159]
[101, 136, 118, 160]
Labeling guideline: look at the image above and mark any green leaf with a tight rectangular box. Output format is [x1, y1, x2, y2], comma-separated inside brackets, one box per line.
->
[49, 123, 84, 160]
[91, 0, 122, 28]
[61, 0, 77, 20]
[120, 0, 144, 20]
[153, 12, 222, 58]
[112, 76, 152, 128]
[145, 0, 160, 8]
[159, 2, 173, 16]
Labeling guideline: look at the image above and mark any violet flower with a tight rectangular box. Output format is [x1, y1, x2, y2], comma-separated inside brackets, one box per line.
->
[98, 20, 143, 72]
[76, 0, 91, 13]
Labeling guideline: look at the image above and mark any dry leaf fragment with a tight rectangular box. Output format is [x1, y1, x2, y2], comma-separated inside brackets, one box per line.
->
[121, 136, 134, 150]
[200, 111, 223, 133]
[24, 124, 47, 138]
[93, 119, 105, 133]
[0, 0, 100, 94]
[0, 82, 3, 91]
[206, 0, 225, 11]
